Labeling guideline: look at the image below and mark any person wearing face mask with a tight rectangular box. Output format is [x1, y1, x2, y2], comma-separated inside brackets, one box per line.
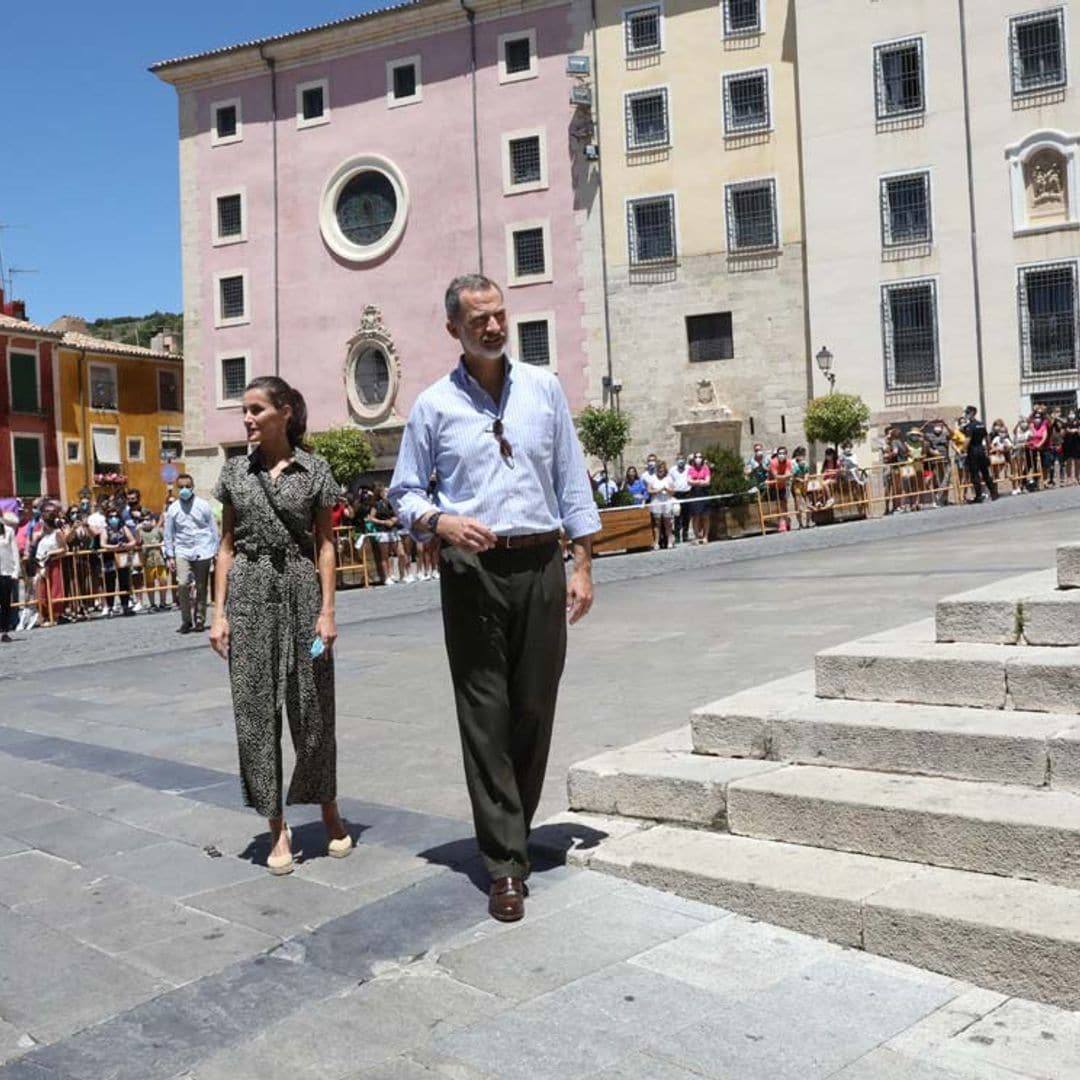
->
[767, 447, 793, 532]
[164, 475, 220, 633]
[1028, 409, 1051, 488]
[139, 513, 170, 610]
[1063, 409, 1080, 486]
[921, 419, 952, 507]
[670, 454, 693, 544]
[101, 506, 137, 615]
[33, 504, 68, 627]
[687, 452, 711, 544]
[1012, 415, 1032, 493]
[961, 405, 998, 504]
[989, 419, 1013, 492]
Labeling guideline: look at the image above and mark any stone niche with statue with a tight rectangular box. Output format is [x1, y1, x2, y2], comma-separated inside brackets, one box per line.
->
[673, 379, 742, 456]
[1007, 129, 1080, 234]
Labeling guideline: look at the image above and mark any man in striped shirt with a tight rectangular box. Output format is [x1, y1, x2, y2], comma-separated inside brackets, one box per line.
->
[390, 274, 600, 923]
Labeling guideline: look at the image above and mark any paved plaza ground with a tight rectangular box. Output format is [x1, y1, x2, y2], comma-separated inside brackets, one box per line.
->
[2, 490, 1080, 1079]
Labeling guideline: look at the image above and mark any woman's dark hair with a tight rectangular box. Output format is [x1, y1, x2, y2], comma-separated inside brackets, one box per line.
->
[246, 375, 308, 447]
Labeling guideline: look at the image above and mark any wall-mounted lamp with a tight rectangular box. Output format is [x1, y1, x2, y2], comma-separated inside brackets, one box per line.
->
[816, 346, 836, 393]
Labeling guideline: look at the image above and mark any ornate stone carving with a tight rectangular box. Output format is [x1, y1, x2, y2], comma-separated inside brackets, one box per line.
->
[696, 379, 715, 406]
[1025, 149, 1069, 221]
[344, 304, 401, 426]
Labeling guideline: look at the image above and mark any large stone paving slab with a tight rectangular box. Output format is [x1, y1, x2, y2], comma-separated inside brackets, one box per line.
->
[91, 839, 263, 897]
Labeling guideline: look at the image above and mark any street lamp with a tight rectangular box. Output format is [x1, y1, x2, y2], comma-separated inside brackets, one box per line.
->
[816, 346, 836, 393]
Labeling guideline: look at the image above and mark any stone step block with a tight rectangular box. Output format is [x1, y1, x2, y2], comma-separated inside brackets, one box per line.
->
[691, 672, 1080, 789]
[726, 764, 1080, 889]
[1021, 594, 1080, 645]
[566, 730, 782, 828]
[815, 638, 1080, 713]
[585, 823, 1080, 1010]
[1058, 542, 1080, 589]
[934, 570, 1055, 644]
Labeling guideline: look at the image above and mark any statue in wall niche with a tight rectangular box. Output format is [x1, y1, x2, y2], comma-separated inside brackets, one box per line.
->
[1026, 150, 1068, 220]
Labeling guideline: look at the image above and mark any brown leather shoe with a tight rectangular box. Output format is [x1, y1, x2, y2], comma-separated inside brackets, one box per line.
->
[488, 876, 525, 922]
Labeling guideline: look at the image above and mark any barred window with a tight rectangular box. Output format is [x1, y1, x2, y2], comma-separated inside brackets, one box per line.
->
[724, 0, 760, 36]
[1019, 263, 1078, 376]
[513, 228, 546, 277]
[517, 320, 551, 366]
[217, 194, 243, 239]
[509, 136, 542, 185]
[1032, 390, 1078, 412]
[723, 69, 770, 133]
[625, 5, 662, 55]
[882, 280, 940, 389]
[625, 89, 670, 150]
[686, 312, 733, 362]
[221, 357, 248, 401]
[1011, 9, 1067, 95]
[301, 85, 325, 120]
[161, 428, 184, 461]
[725, 179, 778, 251]
[881, 172, 932, 247]
[627, 194, 676, 264]
[874, 39, 924, 118]
[504, 36, 532, 74]
[215, 103, 238, 139]
[219, 275, 245, 320]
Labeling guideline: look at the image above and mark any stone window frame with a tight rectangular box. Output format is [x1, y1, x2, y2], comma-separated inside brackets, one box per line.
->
[510, 311, 558, 371]
[65, 438, 82, 465]
[386, 55, 423, 108]
[879, 168, 934, 249]
[1017, 258, 1080, 379]
[216, 350, 250, 409]
[126, 436, 146, 464]
[623, 2, 664, 58]
[505, 219, 553, 287]
[319, 154, 410, 264]
[498, 29, 538, 84]
[213, 270, 250, 328]
[211, 187, 247, 247]
[502, 127, 549, 195]
[1005, 129, 1080, 236]
[210, 98, 243, 146]
[6, 343, 40, 414]
[296, 78, 330, 129]
[722, 66, 772, 136]
[88, 360, 119, 412]
[624, 86, 671, 151]
[724, 176, 780, 252]
[873, 36, 926, 121]
[626, 192, 679, 265]
[723, 0, 763, 38]
[157, 367, 182, 413]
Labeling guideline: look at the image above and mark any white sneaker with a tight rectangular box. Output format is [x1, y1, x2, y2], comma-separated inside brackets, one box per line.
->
[25, 610, 39, 630]
[405, 573, 417, 583]
[432, 569, 440, 580]
[130, 600, 142, 613]
[419, 571, 430, 581]
[384, 577, 395, 586]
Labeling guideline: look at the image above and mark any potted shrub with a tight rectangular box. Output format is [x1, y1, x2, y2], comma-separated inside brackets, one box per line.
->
[700, 445, 758, 539]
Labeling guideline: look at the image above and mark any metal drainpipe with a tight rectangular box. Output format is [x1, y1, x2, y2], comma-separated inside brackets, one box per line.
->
[79, 347, 90, 490]
[260, 47, 282, 376]
[958, 0, 987, 418]
[590, 0, 616, 410]
[460, 0, 484, 272]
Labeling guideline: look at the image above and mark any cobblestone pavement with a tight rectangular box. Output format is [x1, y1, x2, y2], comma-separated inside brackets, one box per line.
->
[2, 490, 1079, 1078]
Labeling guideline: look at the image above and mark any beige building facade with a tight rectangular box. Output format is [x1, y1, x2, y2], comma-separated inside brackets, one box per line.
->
[593, 0, 811, 461]
[796, 0, 1080, 433]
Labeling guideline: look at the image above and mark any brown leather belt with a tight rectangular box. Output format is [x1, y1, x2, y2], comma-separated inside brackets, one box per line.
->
[492, 529, 561, 550]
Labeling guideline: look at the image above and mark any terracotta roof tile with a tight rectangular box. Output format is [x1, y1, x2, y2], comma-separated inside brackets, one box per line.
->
[0, 312, 63, 337]
[150, 0, 421, 71]
[60, 331, 181, 361]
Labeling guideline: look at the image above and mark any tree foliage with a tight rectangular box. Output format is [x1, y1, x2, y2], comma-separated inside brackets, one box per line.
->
[309, 426, 375, 488]
[88, 311, 183, 348]
[576, 406, 631, 471]
[802, 393, 871, 449]
[700, 445, 753, 503]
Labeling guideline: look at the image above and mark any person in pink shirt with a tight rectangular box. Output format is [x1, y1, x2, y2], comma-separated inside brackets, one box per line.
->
[767, 447, 794, 532]
[687, 453, 711, 545]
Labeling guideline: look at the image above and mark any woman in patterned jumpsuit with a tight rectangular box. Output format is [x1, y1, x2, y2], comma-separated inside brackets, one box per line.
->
[209, 375, 352, 874]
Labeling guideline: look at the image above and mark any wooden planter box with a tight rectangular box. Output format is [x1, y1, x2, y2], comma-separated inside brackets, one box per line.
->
[709, 502, 756, 540]
[594, 506, 654, 555]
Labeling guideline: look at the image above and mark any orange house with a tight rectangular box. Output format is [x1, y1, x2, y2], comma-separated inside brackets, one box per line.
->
[54, 323, 185, 512]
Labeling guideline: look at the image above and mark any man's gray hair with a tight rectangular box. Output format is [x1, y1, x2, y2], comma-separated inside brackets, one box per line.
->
[444, 274, 502, 321]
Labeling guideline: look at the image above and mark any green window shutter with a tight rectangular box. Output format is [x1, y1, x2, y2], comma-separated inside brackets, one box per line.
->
[13, 437, 42, 497]
[10, 353, 39, 412]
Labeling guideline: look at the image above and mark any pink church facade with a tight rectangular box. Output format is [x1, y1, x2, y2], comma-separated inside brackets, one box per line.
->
[153, 0, 603, 486]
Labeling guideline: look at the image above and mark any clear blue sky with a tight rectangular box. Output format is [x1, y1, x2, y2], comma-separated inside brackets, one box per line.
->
[0, 2, 382, 325]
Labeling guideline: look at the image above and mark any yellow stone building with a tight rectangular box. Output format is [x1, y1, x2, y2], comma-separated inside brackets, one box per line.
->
[52, 323, 185, 511]
[591, 0, 810, 458]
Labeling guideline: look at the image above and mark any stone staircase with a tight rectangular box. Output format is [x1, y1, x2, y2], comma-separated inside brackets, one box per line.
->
[562, 543, 1080, 1009]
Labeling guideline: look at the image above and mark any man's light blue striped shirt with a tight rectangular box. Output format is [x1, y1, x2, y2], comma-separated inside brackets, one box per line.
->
[389, 357, 601, 541]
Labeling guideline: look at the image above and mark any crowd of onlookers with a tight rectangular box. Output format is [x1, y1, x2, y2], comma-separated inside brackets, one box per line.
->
[587, 404, 1080, 544]
[4, 404, 1078, 635]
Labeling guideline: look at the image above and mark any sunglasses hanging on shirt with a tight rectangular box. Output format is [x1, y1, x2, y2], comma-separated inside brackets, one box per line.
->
[490, 417, 515, 469]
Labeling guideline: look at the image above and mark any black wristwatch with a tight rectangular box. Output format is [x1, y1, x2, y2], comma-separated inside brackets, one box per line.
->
[427, 512, 443, 537]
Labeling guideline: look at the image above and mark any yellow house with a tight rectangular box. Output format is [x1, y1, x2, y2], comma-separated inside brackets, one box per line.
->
[592, 0, 811, 457]
[53, 323, 185, 512]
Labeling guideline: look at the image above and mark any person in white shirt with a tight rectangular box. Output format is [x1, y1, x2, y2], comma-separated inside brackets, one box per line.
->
[670, 454, 692, 544]
[0, 512, 21, 642]
[645, 459, 677, 550]
[164, 474, 220, 633]
[593, 470, 618, 506]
